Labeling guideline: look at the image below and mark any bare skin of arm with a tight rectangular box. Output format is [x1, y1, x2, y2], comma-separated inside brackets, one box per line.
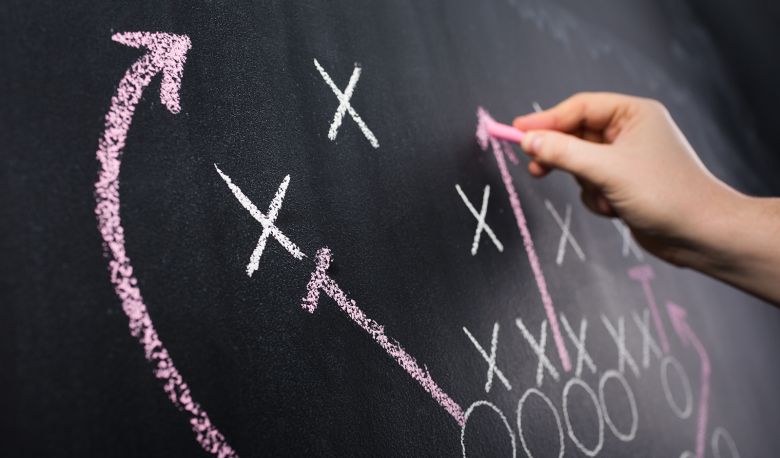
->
[513, 92, 780, 306]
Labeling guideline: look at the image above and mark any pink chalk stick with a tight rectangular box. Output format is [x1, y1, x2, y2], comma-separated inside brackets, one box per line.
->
[486, 119, 525, 143]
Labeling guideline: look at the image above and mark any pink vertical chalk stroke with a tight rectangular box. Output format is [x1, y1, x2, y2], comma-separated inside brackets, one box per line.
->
[94, 32, 237, 458]
[476, 107, 572, 373]
[667, 302, 710, 458]
[302, 247, 466, 427]
[628, 264, 670, 354]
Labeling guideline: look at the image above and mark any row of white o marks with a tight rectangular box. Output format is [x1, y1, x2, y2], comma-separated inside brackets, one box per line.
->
[459, 356, 740, 458]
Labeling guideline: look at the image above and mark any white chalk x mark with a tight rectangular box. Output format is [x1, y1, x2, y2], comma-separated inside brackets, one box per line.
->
[455, 184, 504, 255]
[313, 58, 379, 148]
[633, 309, 663, 369]
[463, 323, 512, 393]
[612, 219, 644, 260]
[215, 165, 305, 272]
[560, 313, 596, 377]
[515, 318, 559, 387]
[545, 200, 585, 265]
[602, 315, 640, 377]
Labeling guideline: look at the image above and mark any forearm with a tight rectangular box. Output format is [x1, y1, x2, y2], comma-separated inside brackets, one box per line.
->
[685, 193, 780, 305]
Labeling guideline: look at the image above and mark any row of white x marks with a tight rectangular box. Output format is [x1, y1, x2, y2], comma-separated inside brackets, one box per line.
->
[455, 183, 644, 263]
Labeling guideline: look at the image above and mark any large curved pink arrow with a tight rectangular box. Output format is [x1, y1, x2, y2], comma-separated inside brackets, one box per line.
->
[94, 32, 237, 457]
[667, 302, 710, 458]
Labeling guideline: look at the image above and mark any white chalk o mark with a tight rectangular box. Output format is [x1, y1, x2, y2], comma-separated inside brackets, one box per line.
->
[563, 377, 604, 457]
[680, 451, 696, 458]
[515, 318, 559, 387]
[455, 184, 504, 255]
[598, 369, 638, 442]
[313, 58, 379, 148]
[463, 323, 512, 393]
[460, 400, 517, 458]
[612, 219, 644, 260]
[660, 355, 693, 419]
[711, 427, 740, 458]
[517, 388, 564, 458]
[545, 200, 585, 265]
[214, 165, 305, 273]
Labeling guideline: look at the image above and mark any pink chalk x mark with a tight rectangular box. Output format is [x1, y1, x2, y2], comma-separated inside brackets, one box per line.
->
[476, 107, 572, 373]
[667, 302, 710, 458]
[628, 265, 670, 354]
[302, 247, 466, 426]
[94, 32, 237, 457]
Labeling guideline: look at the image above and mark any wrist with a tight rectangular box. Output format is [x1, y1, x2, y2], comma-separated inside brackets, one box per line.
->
[684, 188, 762, 275]
[669, 181, 745, 272]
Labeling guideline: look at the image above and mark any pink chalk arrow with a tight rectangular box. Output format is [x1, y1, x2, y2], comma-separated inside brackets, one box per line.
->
[475, 107, 572, 373]
[302, 248, 466, 427]
[667, 302, 710, 458]
[94, 32, 237, 457]
[629, 264, 670, 353]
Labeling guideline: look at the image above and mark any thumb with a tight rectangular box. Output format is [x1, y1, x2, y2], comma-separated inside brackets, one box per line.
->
[522, 130, 610, 186]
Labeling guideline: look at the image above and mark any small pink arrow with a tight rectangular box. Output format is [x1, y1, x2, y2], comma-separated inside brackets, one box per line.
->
[629, 264, 670, 353]
[667, 302, 711, 458]
[94, 32, 237, 457]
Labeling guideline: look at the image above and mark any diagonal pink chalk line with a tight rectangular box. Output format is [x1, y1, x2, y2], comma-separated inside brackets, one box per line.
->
[94, 32, 237, 457]
[476, 107, 572, 373]
[628, 265, 670, 353]
[667, 302, 710, 458]
[301, 247, 466, 427]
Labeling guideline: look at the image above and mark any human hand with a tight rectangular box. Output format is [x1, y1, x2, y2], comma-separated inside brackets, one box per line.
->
[513, 92, 745, 268]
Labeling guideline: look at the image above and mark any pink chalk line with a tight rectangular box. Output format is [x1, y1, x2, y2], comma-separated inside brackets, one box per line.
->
[628, 265, 670, 353]
[94, 32, 237, 457]
[302, 247, 466, 427]
[667, 302, 710, 458]
[476, 107, 572, 373]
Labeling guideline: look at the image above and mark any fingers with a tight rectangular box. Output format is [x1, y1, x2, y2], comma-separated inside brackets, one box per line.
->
[579, 186, 617, 218]
[521, 129, 610, 186]
[527, 161, 550, 177]
[513, 92, 637, 134]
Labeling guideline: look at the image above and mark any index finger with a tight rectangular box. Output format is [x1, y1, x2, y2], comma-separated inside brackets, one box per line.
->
[513, 92, 637, 133]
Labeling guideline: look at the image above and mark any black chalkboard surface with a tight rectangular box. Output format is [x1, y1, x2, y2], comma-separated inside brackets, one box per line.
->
[3, 1, 780, 457]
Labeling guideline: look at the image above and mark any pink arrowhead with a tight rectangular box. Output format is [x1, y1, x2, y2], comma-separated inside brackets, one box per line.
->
[95, 32, 237, 456]
[628, 264, 653, 281]
[666, 301, 691, 346]
[112, 32, 191, 114]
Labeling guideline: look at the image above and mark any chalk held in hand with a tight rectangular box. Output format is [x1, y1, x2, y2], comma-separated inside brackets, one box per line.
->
[486, 119, 525, 143]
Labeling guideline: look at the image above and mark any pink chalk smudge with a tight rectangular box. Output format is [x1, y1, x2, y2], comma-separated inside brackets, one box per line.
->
[628, 265, 670, 353]
[302, 247, 466, 427]
[476, 107, 572, 373]
[667, 302, 710, 458]
[94, 32, 237, 457]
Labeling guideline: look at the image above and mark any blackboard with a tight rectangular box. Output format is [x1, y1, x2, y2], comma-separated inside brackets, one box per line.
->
[3, 1, 780, 456]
